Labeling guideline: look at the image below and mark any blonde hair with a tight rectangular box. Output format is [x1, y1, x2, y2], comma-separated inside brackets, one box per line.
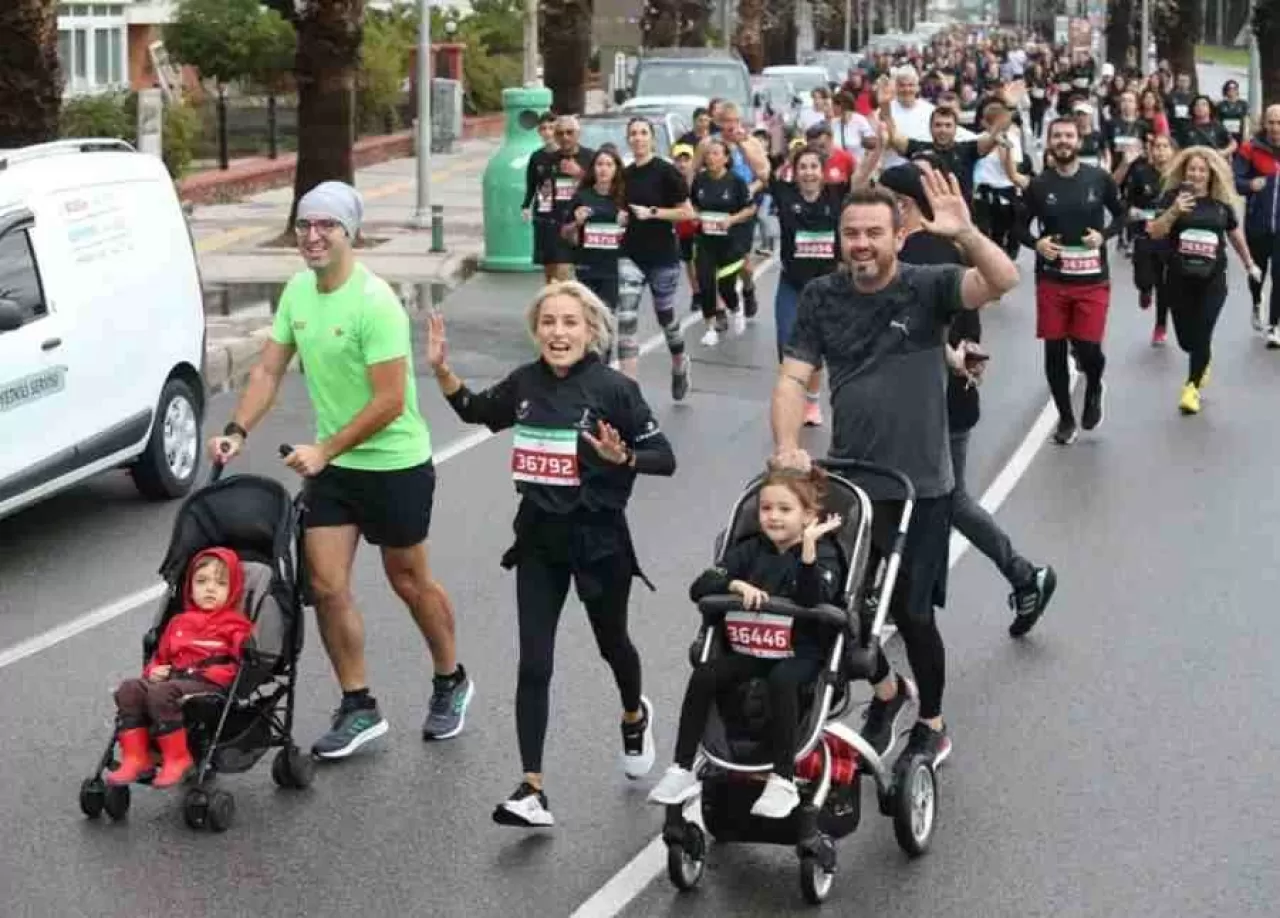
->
[1162, 146, 1241, 210]
[525, 280, 615, 358]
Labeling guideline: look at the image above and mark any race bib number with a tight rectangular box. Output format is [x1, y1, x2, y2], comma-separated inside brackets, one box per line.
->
[554, 177, 577, 203]
[1224, 118, 1242, 135]
[537, 188, 553, 213]
[583, 222, 624, 250]
[724, 611, 794, 659]
[1032, 87, 1046, 99]
[1079, 155, 1100, 168]
[1073, 77, 1090, 89]
[1114, 135, 1139, 152]
[1134, 209, 1157, 221]
[793, 230, 834, 260]
[1174, 104, 1189, 120]
[511, 426, 580, 486]
[1059, 245, 1103, 276]
[958, 109, 976, 125]
[700, 211, 730, 236]
[1178, 227, 1219, 260]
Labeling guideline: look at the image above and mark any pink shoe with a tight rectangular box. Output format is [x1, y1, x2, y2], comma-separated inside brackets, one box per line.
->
[803, 401, 823, 427]
[1152, 325, 1167, 347]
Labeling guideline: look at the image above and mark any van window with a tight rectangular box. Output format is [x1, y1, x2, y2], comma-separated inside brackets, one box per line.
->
[0, 230, 48, 325]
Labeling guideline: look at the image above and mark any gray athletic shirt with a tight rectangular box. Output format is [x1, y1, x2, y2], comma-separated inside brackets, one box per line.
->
[785, 262, 965, 499]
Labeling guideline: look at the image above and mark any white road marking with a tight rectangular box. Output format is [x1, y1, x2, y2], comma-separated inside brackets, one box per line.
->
[569, 374, 1077, 918]
[0, 258, 779, 673]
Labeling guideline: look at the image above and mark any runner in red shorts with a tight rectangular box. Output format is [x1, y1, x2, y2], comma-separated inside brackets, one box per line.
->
[1015, 117, 1126, 445]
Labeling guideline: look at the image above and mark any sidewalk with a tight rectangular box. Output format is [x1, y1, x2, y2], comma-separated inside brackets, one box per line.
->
[197, 134, 502, 392]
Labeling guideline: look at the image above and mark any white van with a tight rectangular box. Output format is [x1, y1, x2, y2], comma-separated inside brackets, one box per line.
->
[0, 139, 206, 520]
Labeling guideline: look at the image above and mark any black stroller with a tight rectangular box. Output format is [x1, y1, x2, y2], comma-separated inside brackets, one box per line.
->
[78, 465, 312, 833]
[661, 459, 939, 905]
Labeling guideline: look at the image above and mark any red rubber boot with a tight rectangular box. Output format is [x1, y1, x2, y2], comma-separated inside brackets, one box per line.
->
[152, 728, 195, 788]
[105, 728, 153, 786]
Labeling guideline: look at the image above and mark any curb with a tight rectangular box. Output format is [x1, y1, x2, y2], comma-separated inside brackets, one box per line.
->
[202, 251, 482, 397]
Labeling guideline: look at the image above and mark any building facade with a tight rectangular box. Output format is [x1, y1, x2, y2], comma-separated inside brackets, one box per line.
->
[57, 1, 177, 96]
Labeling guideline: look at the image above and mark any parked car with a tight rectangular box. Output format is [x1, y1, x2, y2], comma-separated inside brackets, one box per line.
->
[619, 95, 705, 131]
[621, 48, 753, 117]
[577, 113, 683, 163]
[799, 50, 865, 85]
[0, 139, 206, 520]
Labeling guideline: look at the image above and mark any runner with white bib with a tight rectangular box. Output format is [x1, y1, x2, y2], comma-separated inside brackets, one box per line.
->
[565, 147, 628, 350]
[691, 138, 756, 346]
[425, 281, 676, 828]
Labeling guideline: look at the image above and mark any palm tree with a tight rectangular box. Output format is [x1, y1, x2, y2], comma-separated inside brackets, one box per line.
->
[1106, 0, 1135, 69]
[0, 0, 61, 148]
[1257, 0, 1280, 108]
[642, 0, 680, 46]
[1153, 0, 1200, 89]
[735, 0, 765, 73]
[541, 0, 592, 113]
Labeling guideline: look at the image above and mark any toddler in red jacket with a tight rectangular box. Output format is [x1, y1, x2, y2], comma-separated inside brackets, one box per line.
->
[106, 547, 253, 788]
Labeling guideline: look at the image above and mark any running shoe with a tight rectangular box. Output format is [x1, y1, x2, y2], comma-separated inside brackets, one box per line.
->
[714, 311, 729, 333]
[621, 696, 655, 779]
[493, 781, 555, 828]
[422, 666, 474, 740]
[730, 310, 747, 336]
[1179, 382, 1201, 415]
[1253, 302, 1265, 332]
[671, 357, 690, 402]
[803, 400, 823, 427]
[312, 701, 389, 760]
[743, 285, 759, 319]
[859, 675, 916, 761]
[700, 327, 719, 347]
[750, 774, 801, 819]
[1267, 326, 1280, 349]
[648, 765, 700, 806]
[1052, 417, 1078, 446]
[1139, 290, 1152, 310]
[901, 721, 952, 769]
[1081, 380, 1105, 431]
[1008, 565, 1058, 638]
[1151, 324, 1167, 346]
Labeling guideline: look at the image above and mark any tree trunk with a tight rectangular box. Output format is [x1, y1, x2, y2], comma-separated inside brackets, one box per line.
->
[542, 0, 591, 114]
[763, 0, 797, 67]
[0, 0, 61, 148]
[1153, 0, 1200, 89]
[678, 0, 711, 46]
[735, 0, 766, 72]
[1106, 0, 1134, 68]
[288, 0, 363, 231]
[1256, 0, 1280, 109]
[642, 0, 679, 47]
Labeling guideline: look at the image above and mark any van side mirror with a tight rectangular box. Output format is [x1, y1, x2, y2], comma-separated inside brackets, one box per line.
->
[0, 298, 22, 333]
[753, 91, 765, 108]
[614, 88, 628, 105]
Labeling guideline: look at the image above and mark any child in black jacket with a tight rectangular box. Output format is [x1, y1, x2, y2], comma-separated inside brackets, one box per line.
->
[648, 466, 843, 819]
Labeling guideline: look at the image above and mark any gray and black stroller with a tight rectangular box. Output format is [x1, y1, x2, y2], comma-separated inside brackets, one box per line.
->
[78, 468, 311, 833]
[661, 458, 940, 905]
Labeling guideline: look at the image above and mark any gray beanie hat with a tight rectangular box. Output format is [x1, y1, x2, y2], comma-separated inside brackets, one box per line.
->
[297, 180, 364, 238]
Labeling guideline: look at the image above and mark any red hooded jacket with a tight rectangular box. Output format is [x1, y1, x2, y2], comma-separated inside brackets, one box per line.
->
[143, 548, 254, 688]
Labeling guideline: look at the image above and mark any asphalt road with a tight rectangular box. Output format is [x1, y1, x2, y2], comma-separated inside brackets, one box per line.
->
[1, 245, 1277, 918]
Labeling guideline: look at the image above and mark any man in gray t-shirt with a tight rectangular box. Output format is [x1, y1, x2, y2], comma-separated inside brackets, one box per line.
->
[771, 169, 1019, 769]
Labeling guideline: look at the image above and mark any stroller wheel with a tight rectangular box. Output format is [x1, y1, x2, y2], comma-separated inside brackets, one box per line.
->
[665, 823, 706, 892]
[207, 790, 235, 833]
[272, 745, 315, 790]
[182, 787, 210, 830]
[799, 854, 835, 904]
[891, 755, 936, 857]
[103, 784, 131, 821]
[79, 778, 106, 819]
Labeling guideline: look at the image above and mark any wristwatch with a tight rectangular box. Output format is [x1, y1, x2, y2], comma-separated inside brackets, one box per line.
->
[223, 421, 248, 440]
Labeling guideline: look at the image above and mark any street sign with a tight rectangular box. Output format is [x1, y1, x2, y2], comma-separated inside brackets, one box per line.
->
[136, 89, 163, 160]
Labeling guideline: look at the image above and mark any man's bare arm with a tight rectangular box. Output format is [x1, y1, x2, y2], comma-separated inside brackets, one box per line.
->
[771, 358, 817, 452]
[232, 340, 295, 433]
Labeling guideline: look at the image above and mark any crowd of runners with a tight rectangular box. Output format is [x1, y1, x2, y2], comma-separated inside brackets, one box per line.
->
[192, 24, 1274, 829]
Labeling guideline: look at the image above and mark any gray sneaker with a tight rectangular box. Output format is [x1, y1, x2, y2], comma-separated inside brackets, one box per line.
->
[422, 666, 474, 740]
[312, 703, 389, 760]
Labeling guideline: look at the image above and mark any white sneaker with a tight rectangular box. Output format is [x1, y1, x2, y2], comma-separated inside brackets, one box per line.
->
[648, 765, 700, 805]
[1253, 303, 1266, 332]
[730, 311, 747, 336]
[1267, 326, 1280, 350]
[492, 781, 555, 828]
[700, 327, 719, 347]
[750, 774, 801, 819]
[621, 696, 655, 779]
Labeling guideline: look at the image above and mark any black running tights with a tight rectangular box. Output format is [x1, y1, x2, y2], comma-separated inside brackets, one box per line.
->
[515, 552, 642, 773]
[672, 653, 822, 778]
[1044, 339, 1105, 422]
[1166, 272, 1228, 385]
[870, 612, 947, 721]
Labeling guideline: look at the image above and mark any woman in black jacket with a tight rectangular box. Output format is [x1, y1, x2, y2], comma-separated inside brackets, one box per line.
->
[426, 280, 676, 829]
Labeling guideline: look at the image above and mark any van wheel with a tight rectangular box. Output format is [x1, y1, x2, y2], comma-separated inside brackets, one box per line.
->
[133, 377, 202, 500]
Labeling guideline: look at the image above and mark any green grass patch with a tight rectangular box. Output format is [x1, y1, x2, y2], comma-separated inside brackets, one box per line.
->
[1196, 44, 1250, 68]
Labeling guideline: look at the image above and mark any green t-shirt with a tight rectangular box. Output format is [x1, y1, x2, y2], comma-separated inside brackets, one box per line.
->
[270, 263, 431, 471]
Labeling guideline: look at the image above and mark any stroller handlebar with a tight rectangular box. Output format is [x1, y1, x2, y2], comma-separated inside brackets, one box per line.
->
[697, 595, 852, 631]
[816, 457, 916, 503]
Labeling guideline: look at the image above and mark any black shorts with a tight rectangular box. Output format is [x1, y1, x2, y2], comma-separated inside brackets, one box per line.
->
[304, 460, 436, 548]
[679, 235, 695, 264]
[534, 220, 574, 266]
[869, 494, 953, 620]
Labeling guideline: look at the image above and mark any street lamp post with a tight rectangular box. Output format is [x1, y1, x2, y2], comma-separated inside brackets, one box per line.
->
[523, 0, 539, 86]
[411, 0, 433, 230]
[844, 0, 852, 52]
[1141, 0, 1151, 76]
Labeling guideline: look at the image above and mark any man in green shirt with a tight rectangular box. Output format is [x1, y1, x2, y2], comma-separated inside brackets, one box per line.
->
[209, 181, 473, 759]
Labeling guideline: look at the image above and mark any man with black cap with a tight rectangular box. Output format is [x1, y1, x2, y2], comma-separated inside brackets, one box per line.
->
[880, 161, 1058, 637]
[209, 180, 474, 760]
[771, 164, 1020, 767]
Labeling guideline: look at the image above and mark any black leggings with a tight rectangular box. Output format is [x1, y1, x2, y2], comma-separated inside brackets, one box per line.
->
[1133, 235, 1169, 329]
[515, 551, 642, 773]
[673, 653, 822, 778]
[974, 195, 1020, 259]
[1246, 230, 1280, 325]
[1044, 339, 1105, 423]
[1165, 271, 1228, 385]
[1030, 99, 1049, 137]
[695, 238, 745, 321]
